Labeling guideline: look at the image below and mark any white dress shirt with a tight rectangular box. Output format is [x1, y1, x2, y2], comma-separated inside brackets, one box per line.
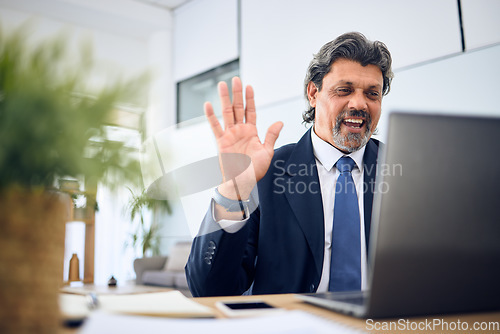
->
[311, 129, 368, 292]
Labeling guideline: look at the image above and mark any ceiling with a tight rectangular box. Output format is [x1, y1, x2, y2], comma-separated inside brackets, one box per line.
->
[0, 0, 189, 39]
[0, 0, 193, 40]
[133, 0, 192, 10]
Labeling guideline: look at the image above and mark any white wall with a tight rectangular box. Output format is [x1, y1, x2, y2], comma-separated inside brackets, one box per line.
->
[173, 0, 239, 81]
[461, 0, 500, 50]
[241, 0, 462, 109]
[0, 7, 149, 76]
[379, 45, 500, 141]
[147, 30, 176, 136]
[169, 0, 500, 238]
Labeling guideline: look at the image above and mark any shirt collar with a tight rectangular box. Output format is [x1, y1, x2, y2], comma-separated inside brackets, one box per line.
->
[311, 127, 366, 172]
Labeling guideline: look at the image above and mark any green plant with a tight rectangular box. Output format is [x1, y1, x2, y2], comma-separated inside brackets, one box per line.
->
[0, 25, 147, 191]
[0, 25, 149, 331]
[126, 188, 172, 257]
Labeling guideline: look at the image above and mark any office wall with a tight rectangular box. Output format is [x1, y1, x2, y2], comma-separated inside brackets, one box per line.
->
[379, 44, 500, 140]
[461, 0, 500, 49]
[0, 8, 149, 75]
[170, 0, 500, 237]
[241, 0, 461, 109]
[173, 0, 239, 82]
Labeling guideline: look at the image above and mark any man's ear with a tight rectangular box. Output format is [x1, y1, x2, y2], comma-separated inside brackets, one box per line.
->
[307, 82, 318, 108]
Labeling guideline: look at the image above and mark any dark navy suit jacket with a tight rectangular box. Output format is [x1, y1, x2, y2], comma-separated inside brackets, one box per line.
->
[185, 128, 381, 297]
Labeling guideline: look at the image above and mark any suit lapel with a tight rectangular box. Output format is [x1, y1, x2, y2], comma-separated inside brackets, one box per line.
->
[362, 139, 380, 253]
[283, 129, 324, 279]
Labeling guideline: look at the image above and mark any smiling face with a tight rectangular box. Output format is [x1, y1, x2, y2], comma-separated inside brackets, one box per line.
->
[307, 58, 384, 153]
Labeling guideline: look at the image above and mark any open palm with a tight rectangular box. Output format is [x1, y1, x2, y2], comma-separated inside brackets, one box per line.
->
[204, 77, 283, 199]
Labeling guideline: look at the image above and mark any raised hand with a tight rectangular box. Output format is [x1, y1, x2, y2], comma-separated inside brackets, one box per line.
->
[204, 77, 283, 202]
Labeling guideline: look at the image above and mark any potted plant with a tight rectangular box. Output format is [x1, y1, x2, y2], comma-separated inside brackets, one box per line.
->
[126, 188, 172, 258]
[0, 25, 147, 333]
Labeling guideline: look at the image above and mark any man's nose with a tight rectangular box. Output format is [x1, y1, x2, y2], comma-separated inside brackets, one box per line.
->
[347, 90, 368, 111]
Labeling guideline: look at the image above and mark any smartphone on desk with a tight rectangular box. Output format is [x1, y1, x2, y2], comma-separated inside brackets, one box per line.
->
[215, 300, 284, 318]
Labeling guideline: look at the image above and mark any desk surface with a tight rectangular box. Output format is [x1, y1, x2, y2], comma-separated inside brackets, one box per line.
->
[194, 294, 500, 334]
[61, 290, 500, 333]
[61, 283, 173, 295]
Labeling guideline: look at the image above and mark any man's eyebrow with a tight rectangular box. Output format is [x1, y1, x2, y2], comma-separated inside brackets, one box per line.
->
[335, 80, 353, 86]
[333, 81, 382, 90]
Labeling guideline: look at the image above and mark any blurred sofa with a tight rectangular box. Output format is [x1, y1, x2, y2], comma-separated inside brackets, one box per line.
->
[133, 241, 192, 291]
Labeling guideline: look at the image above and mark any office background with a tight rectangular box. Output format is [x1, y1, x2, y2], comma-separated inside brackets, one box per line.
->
[0, 0, 499, 285]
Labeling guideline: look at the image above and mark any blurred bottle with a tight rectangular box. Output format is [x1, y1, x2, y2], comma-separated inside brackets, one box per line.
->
[68, 253, 80, 282]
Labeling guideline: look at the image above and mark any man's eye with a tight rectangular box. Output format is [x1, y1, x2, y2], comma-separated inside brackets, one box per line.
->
[336, 88, 351, 95]
[367, 91, 380, 100]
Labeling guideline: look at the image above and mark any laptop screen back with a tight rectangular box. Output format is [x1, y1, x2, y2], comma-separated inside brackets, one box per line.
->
[367, 112, 500, 318]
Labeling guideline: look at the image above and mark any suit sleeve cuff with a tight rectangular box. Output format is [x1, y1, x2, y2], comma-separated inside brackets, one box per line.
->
[211, 198, 248, 233]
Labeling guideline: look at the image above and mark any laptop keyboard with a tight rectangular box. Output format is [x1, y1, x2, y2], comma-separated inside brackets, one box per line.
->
[308, 291, 367, 306]
[329, 293, 366, 306]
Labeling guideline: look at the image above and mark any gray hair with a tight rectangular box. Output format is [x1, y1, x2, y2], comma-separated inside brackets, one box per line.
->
[303, 32, 393, 123]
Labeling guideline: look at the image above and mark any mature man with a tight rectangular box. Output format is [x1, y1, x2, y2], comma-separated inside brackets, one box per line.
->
[185, 32, 393, 297]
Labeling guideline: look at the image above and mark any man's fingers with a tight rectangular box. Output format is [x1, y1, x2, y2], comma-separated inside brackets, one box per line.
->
[264, 121, 284, 152]
[204, 101, 223, 138]
[219, 81, 234, 129]
[245, 85, 256, 125]
[232, 77, 245, 124]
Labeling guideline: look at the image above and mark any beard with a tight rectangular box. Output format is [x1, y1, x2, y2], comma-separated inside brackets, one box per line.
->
[331, 109, 374, 153]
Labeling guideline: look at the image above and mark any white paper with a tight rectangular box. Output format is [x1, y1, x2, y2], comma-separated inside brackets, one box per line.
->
[60, 291, 214, 319]
[60, 293, 90, 319]
[97, 290, 213, 317]
[79, 309, 363, 334]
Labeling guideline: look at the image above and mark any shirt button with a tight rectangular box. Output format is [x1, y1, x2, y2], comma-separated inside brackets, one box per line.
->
[310, 284, 315, 292]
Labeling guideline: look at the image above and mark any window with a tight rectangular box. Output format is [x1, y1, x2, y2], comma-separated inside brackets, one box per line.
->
[177, 59, 239, 125]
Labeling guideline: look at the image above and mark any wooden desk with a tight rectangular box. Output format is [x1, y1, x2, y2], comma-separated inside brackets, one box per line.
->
[60, 291, 500, 333]
[194, 294, 500, 334]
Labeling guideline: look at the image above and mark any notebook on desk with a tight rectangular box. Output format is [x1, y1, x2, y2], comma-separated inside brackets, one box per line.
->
[297, 112, 500, 318]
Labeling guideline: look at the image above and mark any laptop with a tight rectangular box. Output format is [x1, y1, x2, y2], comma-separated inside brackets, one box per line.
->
[297, 112, 500, 318]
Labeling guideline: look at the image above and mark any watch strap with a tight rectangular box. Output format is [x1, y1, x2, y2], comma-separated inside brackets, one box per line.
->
[213, 187, 249, 213]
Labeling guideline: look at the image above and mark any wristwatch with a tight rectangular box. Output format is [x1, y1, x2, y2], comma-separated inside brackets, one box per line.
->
[213, 187, 250, 213]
